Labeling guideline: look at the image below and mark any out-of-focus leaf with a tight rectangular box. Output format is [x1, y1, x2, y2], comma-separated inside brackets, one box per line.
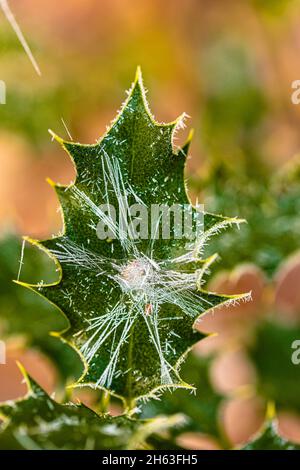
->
[241, 416, 300, 450]
[201, 40, 267, 171]
[196, 43, 300, 277]
[0, 367, 184, 450]
[251, 0, 297, 17]
[248, 320, 300, 412]
[141, 352, 227, 446]
[201, 151, 300, 277]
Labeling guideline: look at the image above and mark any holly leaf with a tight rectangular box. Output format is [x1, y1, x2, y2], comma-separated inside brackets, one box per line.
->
[241, 406, 300, 450]
[17, 68, 246, 407]
[0, 234, 82, 382]
[0, 366, 185, 450]
[202, 156, 300, 277]
[241, 421, 300, 450]
[193, 42, 300, 277]
[248, 320, 300, 413]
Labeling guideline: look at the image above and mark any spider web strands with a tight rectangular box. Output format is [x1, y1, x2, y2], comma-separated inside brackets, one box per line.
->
[61, 117, 73, 141]
[100, 149, 145, 207]
[141, 252, 160, 271]
[71, 150, 144, 256]
[142, 302, 174, 385]
[150, 280, 216, 318]
[134, 265, 214, 318]
[101, 152, 132, 246]
[49, 237, 120, 278]
[17, 238, 26, 281]
[0, 0, 41, 76]
[47, 236, 216, 387]
[79, 299, 138, 389]
[158, 270, 198, 289]
[81, 301, 129, 364]
[71, 185, 126, 246]
[147, 212, 163, 259]
[95, 309, 138, 388]
[99, 150, 143, 257]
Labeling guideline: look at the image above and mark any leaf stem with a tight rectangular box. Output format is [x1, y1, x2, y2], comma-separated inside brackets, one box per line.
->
[99, 391, 110, 413]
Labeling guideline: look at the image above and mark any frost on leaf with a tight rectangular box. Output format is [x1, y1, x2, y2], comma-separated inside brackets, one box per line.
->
[0, 366, 184, 450]
[18, 68, 248, 406]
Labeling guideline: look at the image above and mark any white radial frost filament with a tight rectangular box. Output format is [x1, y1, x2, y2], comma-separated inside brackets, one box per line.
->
[142, 303, 174, 385]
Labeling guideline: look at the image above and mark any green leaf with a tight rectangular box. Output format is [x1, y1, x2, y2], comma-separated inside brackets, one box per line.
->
[241, 406, 300, 450]
[248, 320, 300, 412]
[193, 42, 300, 277]
[241, 421, 300, 450]
[19, 68, 246, 407]
[251, 0, 296, 18]
[0, 366, 184, 450]
[202, 151, 300, 278]
[0, 234, 82, 382]
[141, 352, 227, 446]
